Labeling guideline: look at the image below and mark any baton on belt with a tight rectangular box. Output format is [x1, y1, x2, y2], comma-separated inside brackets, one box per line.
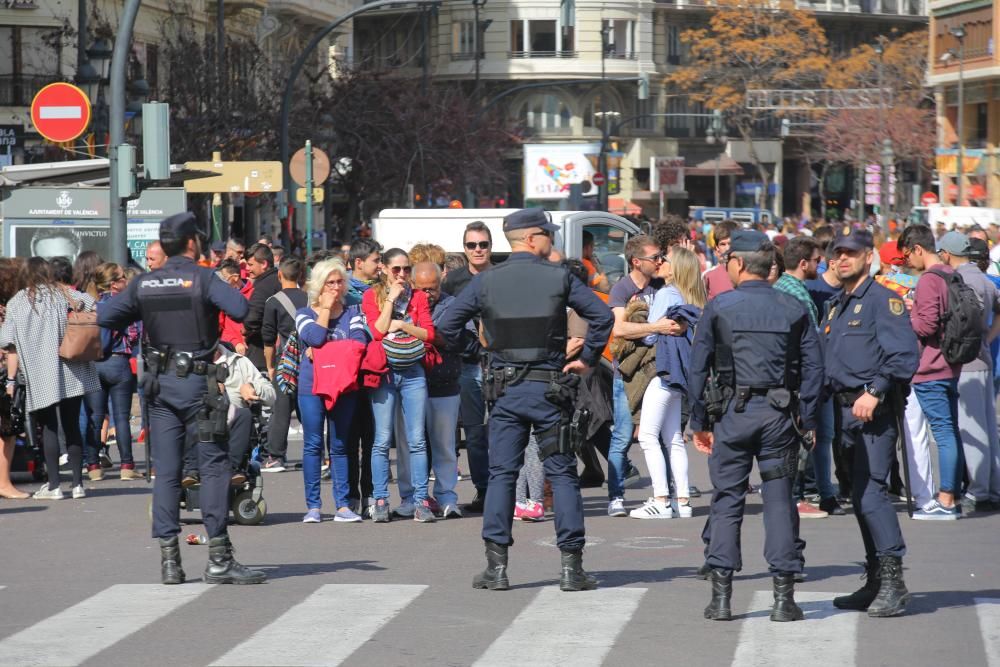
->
[889, 386, 914, 518]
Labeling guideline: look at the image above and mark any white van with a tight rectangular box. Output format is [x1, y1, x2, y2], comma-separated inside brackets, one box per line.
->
[371, 208, 642, 286]
[909, 205, 1000, 230]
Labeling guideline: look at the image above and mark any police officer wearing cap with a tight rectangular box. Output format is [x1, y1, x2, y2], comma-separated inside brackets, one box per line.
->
[824, 227, 918, 617]
[689, 229, 823, 622]
[437, 207, 613, 591]
[98, 213, 267, 586]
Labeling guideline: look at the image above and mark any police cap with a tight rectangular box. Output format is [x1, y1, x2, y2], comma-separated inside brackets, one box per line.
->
[729, 229, 769, 253]
[159, 212, 205, 245]
[503, 207, 559, 235]
[831, 227, 874, 252]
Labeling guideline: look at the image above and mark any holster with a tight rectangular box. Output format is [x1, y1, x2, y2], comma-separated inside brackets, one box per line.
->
[482, 367, 504, 406]
[759, 445, 798, 482]
[196, 365, 230, 443]
[536, 407, 591, 461]
[703, 374, 731, 427]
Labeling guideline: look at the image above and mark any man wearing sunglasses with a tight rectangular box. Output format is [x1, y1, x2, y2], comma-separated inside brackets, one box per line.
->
[438, 207, 613, 592]
[442, 221, 496, 513]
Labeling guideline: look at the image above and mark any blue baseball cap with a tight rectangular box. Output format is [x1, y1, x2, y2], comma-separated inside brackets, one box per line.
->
[503, 208, 559, 234]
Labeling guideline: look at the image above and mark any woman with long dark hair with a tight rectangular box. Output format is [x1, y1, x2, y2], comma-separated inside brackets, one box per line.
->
[361, 248, 435, 523]
[0, 258, 28, 498]
[0, 258, 99, 499]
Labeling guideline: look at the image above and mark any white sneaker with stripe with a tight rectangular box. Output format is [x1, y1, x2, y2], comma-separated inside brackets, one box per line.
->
[628, 497, 673, 519]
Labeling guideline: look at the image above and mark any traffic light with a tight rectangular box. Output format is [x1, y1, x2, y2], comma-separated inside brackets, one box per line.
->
[142, 102, 170, 180]
[494, 197, 506, 208]
[115, 143, 137, 198]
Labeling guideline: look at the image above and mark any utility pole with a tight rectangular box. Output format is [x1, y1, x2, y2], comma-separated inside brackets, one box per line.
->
[473, 0, 487, 98]
[951, 25, 966, 206]
[875, 35, 892, 233]
[217, 0, 225, 105]
[108, 0, 141, 267]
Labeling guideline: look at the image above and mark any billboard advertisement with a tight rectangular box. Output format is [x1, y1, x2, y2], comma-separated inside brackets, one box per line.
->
[523, 143, 601, 200]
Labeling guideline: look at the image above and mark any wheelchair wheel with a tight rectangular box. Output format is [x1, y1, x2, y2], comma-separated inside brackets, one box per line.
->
[232, 491, 266, 526]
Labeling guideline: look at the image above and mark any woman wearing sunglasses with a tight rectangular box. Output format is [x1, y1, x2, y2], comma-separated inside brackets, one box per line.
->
[361, 248, 436, 523]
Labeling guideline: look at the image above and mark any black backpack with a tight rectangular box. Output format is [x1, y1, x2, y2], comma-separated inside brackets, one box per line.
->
[927, 268, 985, 365]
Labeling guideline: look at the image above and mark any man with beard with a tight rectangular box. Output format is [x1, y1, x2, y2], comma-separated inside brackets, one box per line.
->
[772, 236, 835, 518]
[823, 228, 918, 617]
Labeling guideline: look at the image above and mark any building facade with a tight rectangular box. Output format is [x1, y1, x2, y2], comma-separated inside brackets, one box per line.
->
[353, 0, 927, 219]
[928, 0, 999, 208]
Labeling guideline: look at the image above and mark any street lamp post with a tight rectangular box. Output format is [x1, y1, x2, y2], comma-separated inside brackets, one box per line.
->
[705, 109, 727, 208]
[473, 0, 488, 99]
[874, 36, 892, 233]
[597, 25, 613, 212]
[950, 25, 966, 205]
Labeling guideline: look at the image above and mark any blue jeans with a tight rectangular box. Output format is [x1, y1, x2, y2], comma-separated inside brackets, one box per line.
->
[299, 390, 357, 510]
[459, 362, 489, 493]
[913, 378, 965, 495]
[395, 394, 461, 507]
[812, 396, 837, 500]
[371, 365, 429, 502]
[607, 375, 633, 500]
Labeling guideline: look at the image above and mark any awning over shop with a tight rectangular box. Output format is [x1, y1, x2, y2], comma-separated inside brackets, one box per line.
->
[935, 149, 987, 176]
[608, 197, 643, 215]
[685, 155, 744, 177]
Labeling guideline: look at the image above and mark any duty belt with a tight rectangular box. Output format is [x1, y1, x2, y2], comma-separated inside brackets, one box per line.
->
[146, 348, 222, 379]
[506, 368, 561, 385]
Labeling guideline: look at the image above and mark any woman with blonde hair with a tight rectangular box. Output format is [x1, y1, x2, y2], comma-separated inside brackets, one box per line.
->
[361, 247, 435, 523]
[295, 258, 369, 523]
[630, 247, 706, 519]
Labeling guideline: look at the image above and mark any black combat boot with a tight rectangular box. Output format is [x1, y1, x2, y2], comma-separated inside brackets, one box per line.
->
[833, 558, 880, 611]
[159, 537, 185, 585]
[203, 534, 267, 584]
[559, 549, 597, 592]
[770, 574, 804, 622]
[867, 556, 910, 618]
[472, 541, 510, 590]
[704, 569, 733, 621]
[696, 562, 711, 580]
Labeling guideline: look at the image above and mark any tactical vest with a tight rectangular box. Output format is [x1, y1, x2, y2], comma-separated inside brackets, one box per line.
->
[479, 259, 568, 365]
[137, 264, 218, 354]
[712, 307, 802, 390]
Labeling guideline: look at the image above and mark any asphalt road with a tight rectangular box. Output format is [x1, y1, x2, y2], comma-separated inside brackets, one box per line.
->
[0, 431, 998, 667]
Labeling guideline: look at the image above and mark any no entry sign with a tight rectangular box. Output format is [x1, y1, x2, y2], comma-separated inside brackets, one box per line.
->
[30, 83, 91, 143]
[592, 172, 606, 187]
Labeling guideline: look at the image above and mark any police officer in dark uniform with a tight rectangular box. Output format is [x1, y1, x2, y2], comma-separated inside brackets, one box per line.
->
[823, 228, 918, 617]
[688, 230, 823, 622]
[98, 213, 266, 586]
[437, 208, 613, 591]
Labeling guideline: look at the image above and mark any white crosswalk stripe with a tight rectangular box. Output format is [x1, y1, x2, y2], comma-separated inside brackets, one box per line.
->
[975, 598, 1000, 667]
[0, 584, 210, 667]
[210, 584, 427, 667]
[473, 587, 647, 667]
[2, 583, 998, 666]
[731, 591, 859, 667]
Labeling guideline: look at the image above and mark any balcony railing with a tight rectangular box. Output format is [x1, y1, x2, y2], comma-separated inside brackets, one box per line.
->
[605, 51, 638, 60]
[508, 50, 579, 59]
[451, 52, 477, 61]
[0, 74, 62, 107]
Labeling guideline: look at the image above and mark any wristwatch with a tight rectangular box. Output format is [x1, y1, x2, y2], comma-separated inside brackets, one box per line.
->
[864, 384, 885, 403]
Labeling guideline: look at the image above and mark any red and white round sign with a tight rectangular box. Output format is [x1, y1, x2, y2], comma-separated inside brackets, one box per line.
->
[920, 191, 939, 206]
[592, 172, 606, 187]
[31, 82, 92, 143]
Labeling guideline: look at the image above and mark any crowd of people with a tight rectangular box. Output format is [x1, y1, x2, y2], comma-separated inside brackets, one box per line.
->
[1, 212, 998, 540]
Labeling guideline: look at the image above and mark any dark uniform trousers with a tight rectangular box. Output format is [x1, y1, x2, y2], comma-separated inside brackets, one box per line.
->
[150, 373, 231, 540]
[707, 396, 802, 575]
[482, 380, 585, 551]
[839, 405, 906, 559]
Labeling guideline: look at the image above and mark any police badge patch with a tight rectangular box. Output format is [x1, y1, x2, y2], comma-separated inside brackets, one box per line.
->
[888, 298, 904, 315]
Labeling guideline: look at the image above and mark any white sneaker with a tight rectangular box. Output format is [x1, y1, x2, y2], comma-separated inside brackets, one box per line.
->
[58, 453, 69, 468]
[607, 497, 627, 517]
[629, 498, 673, 519]
[672, 499, 693, 518]
[72, 485, 86, 499]
[393, 499, 416, 517]
[33, 485, 64, 500]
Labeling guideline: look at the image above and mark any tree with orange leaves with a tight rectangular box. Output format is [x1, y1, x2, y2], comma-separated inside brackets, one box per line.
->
[668, 0, 830, 211]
